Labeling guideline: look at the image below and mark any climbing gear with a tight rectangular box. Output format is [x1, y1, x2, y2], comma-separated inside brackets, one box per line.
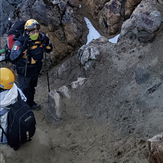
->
[24, 46, 30, 79]
[24, 19, 40, 31]
[0, 68, 15, 89]
[41, 34, 52, 92]
[44, 51, 50, 92]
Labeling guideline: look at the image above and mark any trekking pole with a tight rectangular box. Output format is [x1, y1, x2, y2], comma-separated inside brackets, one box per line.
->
[24, 47, 29, 80]
[24, 41, 31, 80]
[44, 51, 50, 92]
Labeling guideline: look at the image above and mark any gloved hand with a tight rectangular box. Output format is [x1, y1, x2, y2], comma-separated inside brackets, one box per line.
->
[23, 35, 31, 49]
[42, 35, 53, 53]
[45, 42, 53, 53]
[43, 35, 50, 46]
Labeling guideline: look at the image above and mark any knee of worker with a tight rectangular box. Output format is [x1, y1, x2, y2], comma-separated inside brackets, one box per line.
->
[24, 86, 35, 95]
[26, 96, 34, 107]
[31, 75, 39, 88]
[23, 88, 35, 103]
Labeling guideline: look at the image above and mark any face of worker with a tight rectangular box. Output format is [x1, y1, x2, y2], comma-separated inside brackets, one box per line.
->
[29, 29, 39, 35]
[27, 29, 39, 40]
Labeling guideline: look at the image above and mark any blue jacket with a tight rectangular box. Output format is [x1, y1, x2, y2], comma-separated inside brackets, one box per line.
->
[10, 33, 52, 76]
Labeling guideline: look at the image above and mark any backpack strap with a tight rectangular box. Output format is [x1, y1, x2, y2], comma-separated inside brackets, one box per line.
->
[0, 125, 7, 143]
[0, 108, 8, 116]
[17, 90, 22, 101]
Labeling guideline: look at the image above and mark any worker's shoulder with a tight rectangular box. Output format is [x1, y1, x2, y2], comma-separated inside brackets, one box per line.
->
[13, 36, 24, 45]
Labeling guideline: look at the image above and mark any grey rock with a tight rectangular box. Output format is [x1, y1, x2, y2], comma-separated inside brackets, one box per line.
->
[138, 31, 156, 43]
[62, 6, 73, 25]
[69, 0, 79, 7]
[136, 10, 162, 33]
[5, 0, 22, 5]
[57, 86, 71, 98]
[78, 45, 100, 67]
[48, 90, 61, 120]
[135, 68, 150, 85]
[51, 0, 60, 5]
[70, 77, 87, 89]
[120, 0, 162, 44]
[57, 60, 72, 79]
[0, 153, 5, 163]
[98, 0, 121, 35]
[158, 0, 163, 5]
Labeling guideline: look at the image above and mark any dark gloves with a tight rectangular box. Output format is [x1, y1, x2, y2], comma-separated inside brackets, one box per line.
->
[45, 41, 53, 53]
[23, 35, 31, 49]
[16, 35, 31, 54]
[19, 35, 32, 53]
[43, 35, 49, 46]
[43, 35, 53, 53]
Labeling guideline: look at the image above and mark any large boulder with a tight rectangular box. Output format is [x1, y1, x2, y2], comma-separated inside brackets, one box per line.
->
[119, 0, 162, 44]
[79, 0, 142, 36]
[125, 0, 142, 18]
[1, 0, 142, 42]
[98, 0, 122, 35]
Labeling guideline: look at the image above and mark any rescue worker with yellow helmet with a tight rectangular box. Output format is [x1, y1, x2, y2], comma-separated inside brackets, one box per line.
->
[10, 19, 53, 110]
[0, 67, 15, 90]
[0, 68, 26, 143]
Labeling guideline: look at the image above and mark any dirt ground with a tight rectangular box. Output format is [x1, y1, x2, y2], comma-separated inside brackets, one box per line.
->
[1, 29, 163, 163]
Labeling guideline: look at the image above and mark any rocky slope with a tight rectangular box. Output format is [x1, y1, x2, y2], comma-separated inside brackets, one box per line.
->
[1, 0, 163, 163]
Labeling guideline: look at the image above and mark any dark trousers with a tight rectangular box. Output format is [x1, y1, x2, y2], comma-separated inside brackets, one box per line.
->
[18, 74, 38, 107]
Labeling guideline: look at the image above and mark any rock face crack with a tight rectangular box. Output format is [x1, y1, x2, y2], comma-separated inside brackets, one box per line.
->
[147, 82, 162, 94]
[103, 18, 108, 28]
[7, 0, 22, 6]
[109, 1, 119, 14]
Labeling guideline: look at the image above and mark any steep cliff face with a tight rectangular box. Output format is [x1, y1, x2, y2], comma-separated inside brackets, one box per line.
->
[77, 0, 142, 35]
[1, 0, 162, 64]
[0, 0, 152, 64]
[1, 0, 87, 63]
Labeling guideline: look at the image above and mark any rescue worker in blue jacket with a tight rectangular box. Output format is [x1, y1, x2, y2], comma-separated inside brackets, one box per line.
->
[10, 19, 53, 110]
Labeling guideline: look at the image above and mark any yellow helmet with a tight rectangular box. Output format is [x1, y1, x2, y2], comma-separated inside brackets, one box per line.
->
[24, 19, 40, 31]
[0, 68, 15, 89]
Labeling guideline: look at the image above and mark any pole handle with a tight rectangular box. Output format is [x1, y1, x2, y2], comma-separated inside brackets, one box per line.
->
[0, 49, 6, 55]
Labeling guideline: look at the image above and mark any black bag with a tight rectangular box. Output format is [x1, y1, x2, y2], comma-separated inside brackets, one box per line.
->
[8, 21, 26, 40]
[6, 21, 26, 62]
[0, 108, 9, 143]
[7, 91, 36, 150]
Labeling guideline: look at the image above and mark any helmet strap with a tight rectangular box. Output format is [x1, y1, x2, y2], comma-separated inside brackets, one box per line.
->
[0, 88, 6, 92]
